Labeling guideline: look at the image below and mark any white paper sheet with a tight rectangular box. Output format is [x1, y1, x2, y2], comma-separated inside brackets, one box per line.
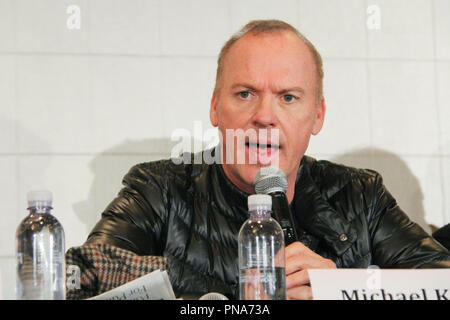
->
[88, 270, 176, 300]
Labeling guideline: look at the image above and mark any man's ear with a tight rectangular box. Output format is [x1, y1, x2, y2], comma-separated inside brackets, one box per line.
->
[312, 97, 326, 136]
[210, 91, 219, 127]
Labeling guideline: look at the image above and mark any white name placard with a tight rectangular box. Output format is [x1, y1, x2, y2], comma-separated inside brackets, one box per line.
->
[308, 268, 450, 300]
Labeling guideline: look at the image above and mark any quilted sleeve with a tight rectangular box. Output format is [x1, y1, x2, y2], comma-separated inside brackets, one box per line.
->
[368, 173, 450, 268]
[85, 162, 169, 255]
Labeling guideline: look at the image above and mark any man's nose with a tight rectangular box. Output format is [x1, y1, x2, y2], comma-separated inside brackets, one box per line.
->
[251, 95, 276, 128]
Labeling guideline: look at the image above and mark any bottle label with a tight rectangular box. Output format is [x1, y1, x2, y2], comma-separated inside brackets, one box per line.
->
[239, 267, 286, 300]
[240, 269, 276, 284]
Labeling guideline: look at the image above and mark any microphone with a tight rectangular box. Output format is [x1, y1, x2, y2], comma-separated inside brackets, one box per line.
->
[198, 292, 229, 300]
[254, 166, 298, 246]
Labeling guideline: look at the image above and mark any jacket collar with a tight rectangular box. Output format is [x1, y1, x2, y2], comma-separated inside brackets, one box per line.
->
[292, 156, 358, 256]
[212, 162, 249, 221]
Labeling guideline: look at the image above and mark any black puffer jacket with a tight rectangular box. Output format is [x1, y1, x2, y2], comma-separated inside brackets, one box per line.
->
[433, 223, 450, 250]
[86, 152, 450, 299]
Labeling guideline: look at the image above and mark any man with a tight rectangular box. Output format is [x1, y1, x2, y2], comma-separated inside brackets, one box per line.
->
[67, 20, 450, 300]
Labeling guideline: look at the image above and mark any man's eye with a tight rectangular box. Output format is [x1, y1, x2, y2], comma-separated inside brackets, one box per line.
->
[282, 94, 296, 103]
[238, 91, 251, 99]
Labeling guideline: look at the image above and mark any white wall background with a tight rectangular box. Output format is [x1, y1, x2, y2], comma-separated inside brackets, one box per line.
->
[0, 0, 449, 299]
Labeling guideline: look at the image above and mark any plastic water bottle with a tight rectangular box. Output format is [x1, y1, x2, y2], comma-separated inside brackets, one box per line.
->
[238, 194, 286, 300]
[16, 190, 66, 300]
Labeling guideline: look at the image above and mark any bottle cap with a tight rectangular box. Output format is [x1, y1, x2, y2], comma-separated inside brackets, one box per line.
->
[248, 194, 272, 211]
[27, 190, 53, 208]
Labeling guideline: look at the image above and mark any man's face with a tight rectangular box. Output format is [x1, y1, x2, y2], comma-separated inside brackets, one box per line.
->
[210, 31, 325, 195]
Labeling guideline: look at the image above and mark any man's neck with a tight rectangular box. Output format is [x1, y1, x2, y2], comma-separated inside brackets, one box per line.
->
[220, 164, 254, 195]
[220, 163, 298, 204]
[285, 176, 296, 204]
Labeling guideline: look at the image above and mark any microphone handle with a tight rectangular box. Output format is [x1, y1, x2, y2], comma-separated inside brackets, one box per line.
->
[270, 191, 298, 246]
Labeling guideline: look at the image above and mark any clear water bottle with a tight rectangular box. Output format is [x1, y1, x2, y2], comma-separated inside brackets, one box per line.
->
[238, 194, 286, 300]
[16, 190, 66, 300]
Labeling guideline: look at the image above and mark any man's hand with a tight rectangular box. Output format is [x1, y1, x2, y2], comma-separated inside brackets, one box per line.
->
[285, 241, 336, 300]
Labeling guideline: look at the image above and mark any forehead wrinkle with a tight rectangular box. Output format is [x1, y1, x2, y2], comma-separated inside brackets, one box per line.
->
[221, 32, 317, 99]
[231, 68, 304, 94]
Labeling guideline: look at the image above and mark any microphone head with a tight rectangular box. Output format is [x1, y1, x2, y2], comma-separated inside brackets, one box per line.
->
[254, 166, 288, 194]
[198, 292, 229, 300]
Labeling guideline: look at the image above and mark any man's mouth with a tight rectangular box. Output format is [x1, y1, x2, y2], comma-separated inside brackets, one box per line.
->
[245, 141, 280, 150]
[244, 141, 281, 166]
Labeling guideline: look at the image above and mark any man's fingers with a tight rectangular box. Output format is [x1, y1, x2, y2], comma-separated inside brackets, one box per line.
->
[286, 241, 329, 261]
[285, 241, 309, 259]
[285, 241, 337, 274]
[287, 285, 313, 300]
[286, 269, 309, 289]
[286, 254, 311, 274]
[284, 242, 335, 301]
[286, 253, 335, 274]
